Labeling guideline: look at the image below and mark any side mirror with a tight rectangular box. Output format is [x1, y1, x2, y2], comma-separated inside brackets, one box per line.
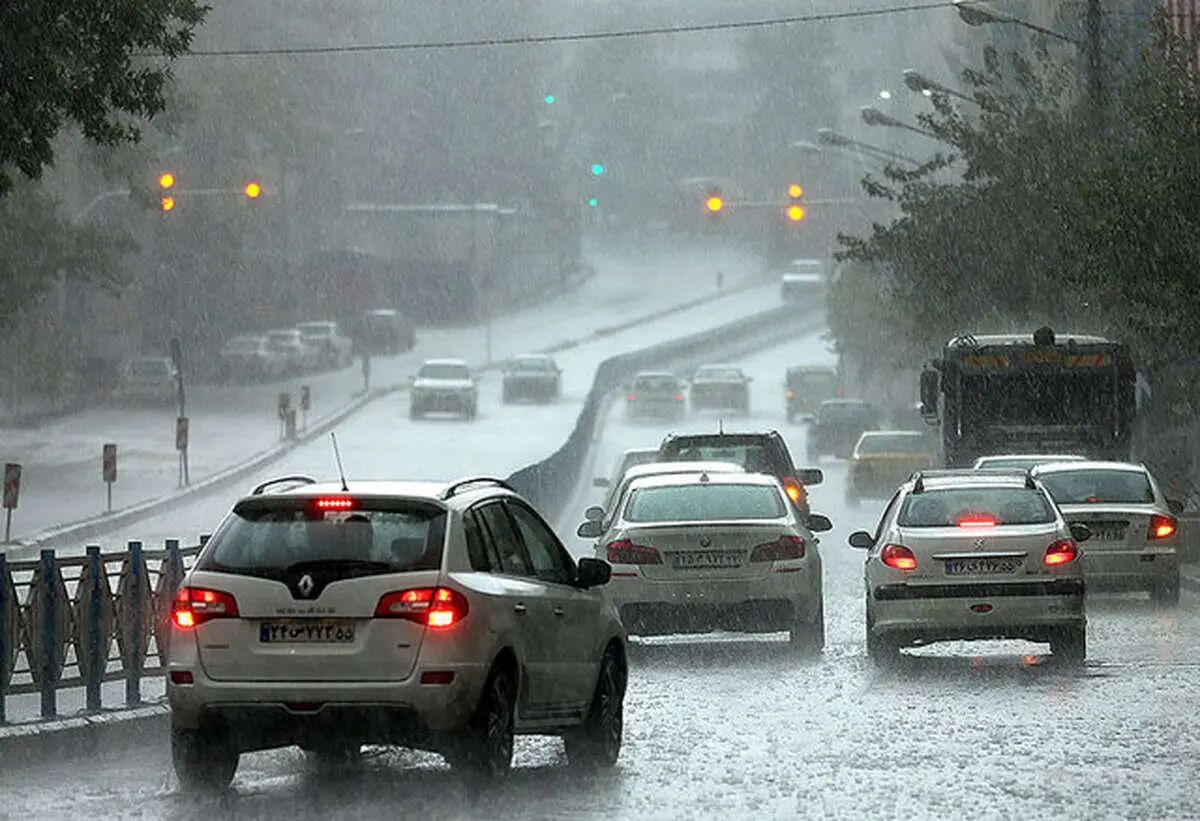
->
[575, 557, 612, 588]
[807, 513, 833, 533]
[1168, 498, 1185, 516]
[584, 505, 605, 522]
[797, 468, 824, 487]
[848, 530, 874, 549]
[919, 368, 940, 418]
[576, 520, 604, 539]
[592, 477, 610, 488]
[1069, 522, 1092, 543]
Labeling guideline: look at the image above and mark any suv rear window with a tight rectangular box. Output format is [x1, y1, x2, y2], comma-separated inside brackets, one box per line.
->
[625, 483, 785, 522]
[199, 499, 446, 578]
[898, 488, 1055, 527]
[660, 437, 788, 476]
[1038, 470, 1154, 505]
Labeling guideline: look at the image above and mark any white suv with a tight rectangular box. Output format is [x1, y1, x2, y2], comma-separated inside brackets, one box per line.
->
[851, 470, 1089, 666]
[167, 476, 626, 790]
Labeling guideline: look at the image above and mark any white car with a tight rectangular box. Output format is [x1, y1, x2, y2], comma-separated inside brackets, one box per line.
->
[581, 471, 831, 652]
[219, 335, 287, 382]
[973, 454, 1086, 471]
[116, 356, 177, 405]
[592, 447, 659, 499]
[296, 321, 354, 369]
[581, 460, 746, 538]
[410, 359, 478, 420]
[1032, 461, 1183, 605]
[265, 329, 318, 374]
[851, 469, 1089, 666]
[167, 476, 626, 790]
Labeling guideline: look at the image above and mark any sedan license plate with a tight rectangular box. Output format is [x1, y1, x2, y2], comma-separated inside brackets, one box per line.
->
[944, 558, 1022, 576]
[673, 550, 743, 570]
[1092, 527, 1126, 543]
[259, 621, 355, 644]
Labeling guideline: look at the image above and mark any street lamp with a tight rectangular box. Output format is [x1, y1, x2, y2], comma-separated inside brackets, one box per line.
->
[953, 1, 1081, 45]
[815, 128, 920, 166]
[860, 106, 940, 140]
[902, 69, 976, 104]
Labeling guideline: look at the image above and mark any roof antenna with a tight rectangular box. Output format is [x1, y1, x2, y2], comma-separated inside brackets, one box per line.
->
[331, 432, 349, 492]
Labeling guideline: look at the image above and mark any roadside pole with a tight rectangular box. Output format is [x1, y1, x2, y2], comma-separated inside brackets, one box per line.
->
[300, 385, 311, 431]
[170, 337, 189, 486]
[175, 417, 189, 487]
[277, 392, 291, 440]
[2, 463, 19, 542]
[102, 444, 117, 513]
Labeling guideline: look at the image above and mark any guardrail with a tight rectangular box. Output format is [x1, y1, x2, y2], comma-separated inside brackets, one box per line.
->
[0, 538, 205, 724]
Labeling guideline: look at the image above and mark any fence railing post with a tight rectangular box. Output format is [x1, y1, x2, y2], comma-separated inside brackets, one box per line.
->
[86, 545, 103, 711]
[126, 540, 143, 706]
[39, 548, 57, 719]
[0, 553, 8, 725]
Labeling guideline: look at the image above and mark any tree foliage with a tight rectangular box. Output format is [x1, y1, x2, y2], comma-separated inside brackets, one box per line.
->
[0, 0, 208, 196]
[834, 18, 1200, 382]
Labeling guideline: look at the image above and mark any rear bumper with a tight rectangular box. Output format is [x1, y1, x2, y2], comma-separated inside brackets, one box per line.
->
[412, 392, 473, 412]
[869, 579, 1085, 645]
[1083, 549, 1178, 590]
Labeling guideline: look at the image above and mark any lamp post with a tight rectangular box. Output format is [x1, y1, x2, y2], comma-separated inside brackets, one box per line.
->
[860, 106, 942, 142]
[814, 129, 921, 167]
[902, 69, 977, 105]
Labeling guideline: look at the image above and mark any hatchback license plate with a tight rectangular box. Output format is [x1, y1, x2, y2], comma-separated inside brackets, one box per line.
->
[673, 551, 742, 570]
[944, 558, 1022, 576]
[1092, 527, 1126, 543]
[259, 621, 355, 644]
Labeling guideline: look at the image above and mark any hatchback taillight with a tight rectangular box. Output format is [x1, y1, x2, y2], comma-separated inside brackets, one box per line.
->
[172, 587, 239, 629]
[376, 587, 469, 629]
[1148, 514, 1177, 540]
[606, 540, 662, 564]
[881, 544, 918, 571]
[750, 534, 806, 562]
[1043, 539, 1079, 566]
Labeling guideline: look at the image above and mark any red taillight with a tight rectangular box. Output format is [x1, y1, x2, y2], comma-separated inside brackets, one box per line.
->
[606, 539, 662, 564]
[169, 670, 194, 685]
[626, 393, 637, 402]
[1043, 539, 1079, 566]
[881, 544, 917, 571]
[782, 478, 806, 506]
[375, 587, 468, 628]
[1148, 514, 1177, 540]
[315, 497, 355, 510]
[172, 587, 239, 629]
[750, 534, 806, 562]
[957, 514, 998, 528]
[675, 393, 685, 402]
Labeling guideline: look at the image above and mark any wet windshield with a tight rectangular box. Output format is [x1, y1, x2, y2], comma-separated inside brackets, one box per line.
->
[899, 488, 1056, 527]
[624, 483, 785, 522]
[1039, 470, 1155, 505]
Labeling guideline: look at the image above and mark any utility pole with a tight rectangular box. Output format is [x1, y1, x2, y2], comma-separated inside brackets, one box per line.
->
[1085, 0, 1104, 116]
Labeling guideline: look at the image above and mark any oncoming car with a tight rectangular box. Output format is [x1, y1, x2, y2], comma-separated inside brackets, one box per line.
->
[167, 476, 626, 790]
[849, 470, 1089, 666]
[580, 472, 832, 652]
[410, 359, 478, 420]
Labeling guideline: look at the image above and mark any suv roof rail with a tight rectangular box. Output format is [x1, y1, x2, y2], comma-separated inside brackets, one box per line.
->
[251, 475, 317, 495]
[441, 476, 514, 500]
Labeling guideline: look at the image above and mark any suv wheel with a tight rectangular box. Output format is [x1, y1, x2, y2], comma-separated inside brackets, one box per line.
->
[1050, 624, 1087, 663]
[172, 728, 238, 792]
[448, 667, 515, 779]
[1152, 572, 1181, 607]
[789, 602, 825, 655]
[565, 648, 624, 769]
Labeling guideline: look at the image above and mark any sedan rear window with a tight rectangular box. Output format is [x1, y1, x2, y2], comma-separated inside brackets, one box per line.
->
[419, 363, 470, 380]
[695, 368, 742, 380]
[899, 488, 1055, 527]
[199, 500, 446, 578]
[1038, 470, 1154, 505]
[624, 484, 785, 522]
[634, 376, 678, 391]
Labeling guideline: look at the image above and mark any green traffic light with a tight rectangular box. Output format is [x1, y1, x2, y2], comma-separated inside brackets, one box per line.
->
[544, 94, 556, 105]
[591, 164, 606, 177]
[588, 197, 599, 207]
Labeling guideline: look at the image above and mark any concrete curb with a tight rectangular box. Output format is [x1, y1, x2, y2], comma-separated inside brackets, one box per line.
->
[0, 702, 168, 769]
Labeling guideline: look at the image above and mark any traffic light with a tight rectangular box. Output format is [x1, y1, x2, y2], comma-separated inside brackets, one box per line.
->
[244, 181, 263, 200]
[160, 196, 176, 213]
[544, 94, 556, 105]
[705, 189, 725, 217]
[590, 163, 605, 177]
[786, 183, 806, 223]
[159, 172, 175, 212]
[587, 197, 599, 208]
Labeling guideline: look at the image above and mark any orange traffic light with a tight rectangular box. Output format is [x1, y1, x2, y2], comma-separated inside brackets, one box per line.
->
[786, 204, 806, 222]
[160, 196, 176, 212]
[244, 181, 263, 199]
[787, 183, 804, 199]
[705, 195, 725, 214]
[158, 173, 176, 190]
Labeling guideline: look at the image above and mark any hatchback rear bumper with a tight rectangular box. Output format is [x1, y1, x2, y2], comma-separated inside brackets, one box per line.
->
[1082, 549, 1178, 590]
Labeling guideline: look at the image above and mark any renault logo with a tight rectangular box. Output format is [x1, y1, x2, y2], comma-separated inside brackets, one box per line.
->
[297, 574, 315, 597]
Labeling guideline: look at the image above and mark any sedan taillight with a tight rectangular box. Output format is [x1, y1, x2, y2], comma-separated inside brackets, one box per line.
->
[376, 587, 469, 628]
[606, 540, 662, 564]
[881, 544, 918, 571]
[1148, 514, 1177, 540]
[750, 534, 806, 562]
[172, 587, 239, 629]
[1043, 539, 1079, 567]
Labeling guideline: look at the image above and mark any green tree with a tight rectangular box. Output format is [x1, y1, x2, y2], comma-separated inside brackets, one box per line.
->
[0, 0, 208, 196]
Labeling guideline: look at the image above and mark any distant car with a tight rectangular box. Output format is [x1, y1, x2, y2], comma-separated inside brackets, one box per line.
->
[578, 471, 831, 651]
[850, 469, 1089, 665]
[807, 399, 880, 460]
[689, 364, 751, 413]
[784, 366, 840, 423]
[359, 309, 416, 355]
[265, 329, 316, 374]
[116, 356, 177, 405]
[781, 259, 824, 302]
[411, 359, 477, 420]
[625, 371, 686, 420]
[658, 430, 822, 518]
[296, 321, 354, 369]
[1032, 461, 1184, 605]
[219, 335, 286, 382]
[593, 448, 660, 502]
[166, 475, 625, 790]
[973, 454, 1087, 471]
[502, 355, 561, 403]
[847, 431, 937, 506]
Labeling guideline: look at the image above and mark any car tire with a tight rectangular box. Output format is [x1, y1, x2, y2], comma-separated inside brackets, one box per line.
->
[865, 615, 899, 667]
[1152, 573, 1181, 607]
[172, 728, 238, 792]
[1050, 624, 1087, 663]
[789, 602, 825, 655]
[565, 648, 625, 770]
[447, 667, 516, 779]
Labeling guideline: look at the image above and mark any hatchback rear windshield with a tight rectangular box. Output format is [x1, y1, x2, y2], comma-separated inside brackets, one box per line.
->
[624, 484, 785, 522]
[1038, 470, 1154, 505]
[511, 359, 554, 372]
[199, 500, 446, 578]
[899, 487, 1055, 527]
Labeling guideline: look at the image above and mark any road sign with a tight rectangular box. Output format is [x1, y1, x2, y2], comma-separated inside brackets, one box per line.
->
[3, 464, 20, 510]
[102, 444, 117, 483]
[175, 417, 189, 452]
[300, 385, 311, 412]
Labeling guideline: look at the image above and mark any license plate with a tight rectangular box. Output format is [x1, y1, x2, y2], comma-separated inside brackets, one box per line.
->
[672, 551, 743, 570]
[259, 621, 356, 644]
[1092, 527, 1126, 543]
[944, 558, 1022, 576]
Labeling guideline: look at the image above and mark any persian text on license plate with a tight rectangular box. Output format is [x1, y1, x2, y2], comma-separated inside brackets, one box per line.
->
[944, 558, 1022, 576]
[673, 551, 742, 570]
[259, 621, 355, 644]
[1092, 527, 1126, 542]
